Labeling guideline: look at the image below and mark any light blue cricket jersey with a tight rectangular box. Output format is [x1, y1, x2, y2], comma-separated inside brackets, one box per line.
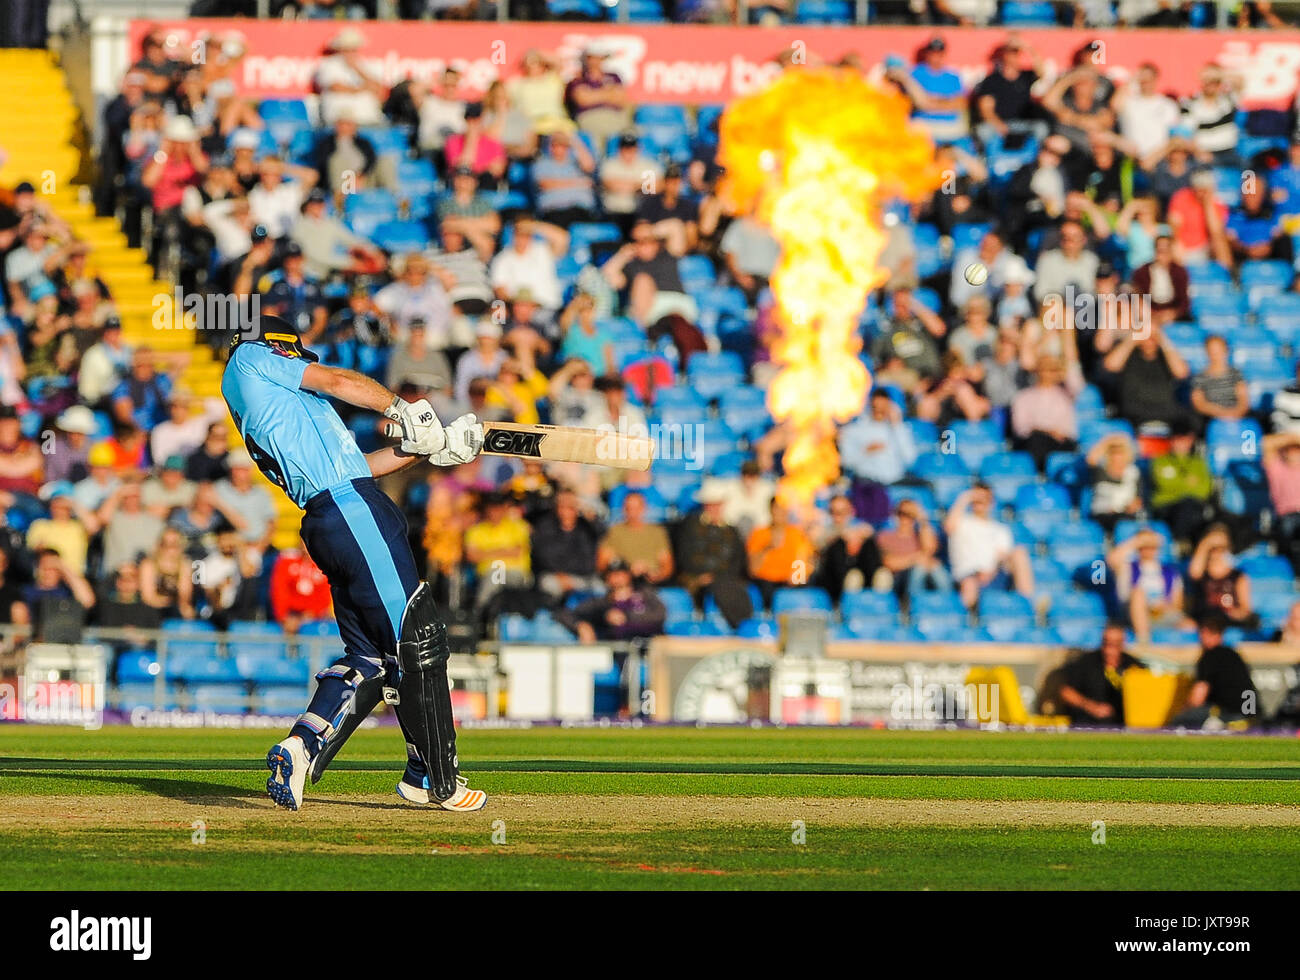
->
[221, 341, 370, 509]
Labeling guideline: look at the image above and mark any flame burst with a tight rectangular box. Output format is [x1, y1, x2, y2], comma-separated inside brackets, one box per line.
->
[719, 68, 942, 507]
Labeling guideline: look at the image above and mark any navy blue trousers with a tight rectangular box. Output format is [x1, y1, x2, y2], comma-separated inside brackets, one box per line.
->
[292, 478, 425, 777]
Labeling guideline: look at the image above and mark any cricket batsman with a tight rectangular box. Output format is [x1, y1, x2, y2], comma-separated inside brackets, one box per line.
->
[221, 315, 488, 813]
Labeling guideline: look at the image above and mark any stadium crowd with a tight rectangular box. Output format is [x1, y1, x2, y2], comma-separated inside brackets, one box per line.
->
[1, 25, 1300, 727]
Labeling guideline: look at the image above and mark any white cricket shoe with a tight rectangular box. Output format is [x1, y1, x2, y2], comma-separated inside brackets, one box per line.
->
[396, 774, 488, 812]
[266, 736, 309, 811]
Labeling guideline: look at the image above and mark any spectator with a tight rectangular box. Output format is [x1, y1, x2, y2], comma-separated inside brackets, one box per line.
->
[837, 389, 918, 525]
[637, 162, 697, 256]
[1263, 432, 1300, 574]
[814, 493, 882, 603]
[1005, 133, 1071, 249]
[675, 482, 753, 627]
[876, 498, 951, 599]
[72, 442, 120, 513]
[141, 455, 197, 520]
[43, 406, 97, 485]
[1270, 359, 1300, 435]
[1186, 525, 1258, 631]
[600, 132, 661, 233]
[1225, 173, 1289, 265]
[248, 156, 319, 242]
[1058, 622, 1146, 726]
[315, 109, 387, 197]
[564, 48, 632, 146]
[984, 324, 1029, 408]
[971, 38, 1046, 147]
[0, 405, 42, 498]
[1130, 234, 1191, 324]
[385, 319, 452, 394]
[373, 253, 456, 348]
[269, 543, 331, 633]
[429, 221, 494, 315]
[194, 525, 261, 627]
[1103, 326, 1191, 430]
[507, 49, 567, 134]
[556, 559, 666, 643]
[948, 295, 998, 374]
[907, 37, 967, 143]
[444, 102, 506, 186]
[1108, 529, 1186, 642]
[869, 286, 945, 391]
[215, 450, 277, 552]
[139, 525, 196, 620]
[22, 549, 95, 635]
[945, 483, 1035, 610]
[598, 490, 673, 584]
[532, 130, 598, 227]
[414, 67, 467, 160]
[291, 187, 385, 281]
[1086, 432, 1143, 533]
[453, 322, 508, 404]
[1114, 62, 1181, 160]
[112, 350, 172, 432]
[482, 78, 537, 161]
[489, 217, 567, 312]
[602, 221, 697, 329]
[315, 28, 386, 126]
[26, 485, 92, 575]
[949, 230, 1015, 310]
[1149, 420, 1215, 547]
[168, 481, 232, 551]
[553, 292, 614, 374]
[1191, 335, 1249, 424]
[531, 490, 605, 598]
[916, 350, 991, 426]
[719, 211, 780, 303]
[151, 391, 227, 464]
[0, 548, 29, 626]
[185, 422, 232, 484]
[548, 358, 605, 429]
[95, 560, 161, 631]
[437, 166, 503, 261]
[1170, 611, 1258, 728]
[1011, 354, 1083, 473]
[98, 478, 165, 575]
[463, 490, 532, 609]
[745, 497, 816, 607]
[1033, 220, 1100, 304]
[709, 459, 774, 541]
[1166, 169, 1230, 266]
[1042, 66, 1115, 154]
[1181, 64, 1240, 167]
[140, 116, 208, 268]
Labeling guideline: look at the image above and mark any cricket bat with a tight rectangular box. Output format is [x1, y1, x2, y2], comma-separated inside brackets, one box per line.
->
[385, 420, 655, 471]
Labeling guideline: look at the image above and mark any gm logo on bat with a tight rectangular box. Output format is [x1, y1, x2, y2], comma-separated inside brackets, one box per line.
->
[484, 428, 545, 457]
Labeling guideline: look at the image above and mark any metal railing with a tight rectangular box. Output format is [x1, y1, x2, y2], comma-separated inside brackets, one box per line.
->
[0, 624, 646, 720]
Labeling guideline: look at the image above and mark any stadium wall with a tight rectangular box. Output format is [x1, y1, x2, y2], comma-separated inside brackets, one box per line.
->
[101, 19, 1300, 108]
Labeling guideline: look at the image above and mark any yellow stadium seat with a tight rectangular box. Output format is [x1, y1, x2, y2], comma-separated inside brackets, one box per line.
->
[1121, 668, 1193, 729]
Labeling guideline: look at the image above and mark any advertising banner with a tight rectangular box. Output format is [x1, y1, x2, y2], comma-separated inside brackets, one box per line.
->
[127, 19, 1300, 109]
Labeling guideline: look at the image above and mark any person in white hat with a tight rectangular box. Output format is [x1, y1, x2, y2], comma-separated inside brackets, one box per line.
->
[315, 28, 386, 127]
[142, 114, 209, 268]
[44, 406, 99, 484]
[213, 448, 277, 553]
[673, 479, 754, 628]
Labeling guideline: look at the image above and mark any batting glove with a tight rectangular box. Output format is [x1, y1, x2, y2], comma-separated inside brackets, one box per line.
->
[384, 397, 447, 456]
[427, 414, 484, 467]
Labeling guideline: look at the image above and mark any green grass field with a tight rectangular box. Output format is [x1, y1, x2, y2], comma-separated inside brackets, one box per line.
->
[2, 725, 1299, 889]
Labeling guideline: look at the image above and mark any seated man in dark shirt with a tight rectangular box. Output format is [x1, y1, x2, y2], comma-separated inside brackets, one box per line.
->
[1102, 325, 1192, 431]
[530, 489, 605, 599]
[1171, 612, 1260, 729]
[674, 482, 753, 628]
[601, 219, 697, 327]
[555, 559, 666, 643]
[636, 163, 698, 256]
[1058, 621, 1146, 726]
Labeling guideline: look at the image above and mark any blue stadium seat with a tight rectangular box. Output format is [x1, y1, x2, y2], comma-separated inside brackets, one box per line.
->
[1239, 554, 1294, 583]
[190, 684, 248, 714]
[707, 451, 748, 479]
[1150, 625, 1199, 645]
[160, 619, 218, 660]
[999, 0, 1058, 24]
[1206, 418, 1262, 475]
[1053, 617, 1108, 647]
[1077, 418, 1134, 450]
[657, 587, 696, 624]
[889, 484, 938, 515]
[499, 614, 536, 642]
[1254, 590, 1297, 630]
[794, 0, 853, 23]
[111, 683, 175, 712]
[371, 220, 431, 253]
[737, 618, 779, 640]
[840, 591, 900, 620]
[1049, 590, 1107, 622]
[678, 254, 716, 292]
[665, 620, 731, 637]
[115, 650, 160, 684]
[1014, 483, 1071, 513]
[236, 652, 309, 686]
[772, 588, 833, 615]
[1240, 259, 1291, 309]
[166, 651, 241, 684]
[1032, 557, 1070, 588]
[396, 158, 439, 198]
[359, 126, 410, 157]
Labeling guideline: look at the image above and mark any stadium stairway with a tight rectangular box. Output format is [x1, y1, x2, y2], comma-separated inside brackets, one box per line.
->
[5, 50, 300, 550]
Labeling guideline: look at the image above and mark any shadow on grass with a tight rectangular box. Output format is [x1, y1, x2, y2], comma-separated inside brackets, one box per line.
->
[23, 770, 266, 804]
